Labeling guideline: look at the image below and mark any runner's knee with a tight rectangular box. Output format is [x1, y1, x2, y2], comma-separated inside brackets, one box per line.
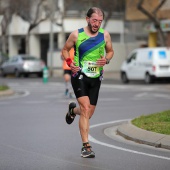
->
[80, 104, 91, 118]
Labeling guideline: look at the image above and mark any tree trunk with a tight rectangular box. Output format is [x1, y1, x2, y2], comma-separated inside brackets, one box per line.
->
[1, 35, 7, 54]
[137, 0, 166, 46]
[166, 31, 170, 48]
[156, 25, 165, 46]
[25, 31, 30, 54]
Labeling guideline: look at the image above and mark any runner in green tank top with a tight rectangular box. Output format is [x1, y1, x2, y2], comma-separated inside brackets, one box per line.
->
[74, 27, 106, 78]
[62, 7, 114, 158]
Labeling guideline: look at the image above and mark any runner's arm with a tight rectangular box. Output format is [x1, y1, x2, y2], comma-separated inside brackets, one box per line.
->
[62, 30, 80, 73]
[96, 31, 114, 66]
[104, 30, 114, 62]
[62, 31, 77, 60]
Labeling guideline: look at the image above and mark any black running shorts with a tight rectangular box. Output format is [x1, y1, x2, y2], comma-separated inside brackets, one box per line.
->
[63, 70, 72, 75]
[71, 73, 101, 106]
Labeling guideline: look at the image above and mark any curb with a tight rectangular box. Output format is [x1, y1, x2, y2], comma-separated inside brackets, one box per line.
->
[0, 89, 15, 97]
[117, 121, 170, 150]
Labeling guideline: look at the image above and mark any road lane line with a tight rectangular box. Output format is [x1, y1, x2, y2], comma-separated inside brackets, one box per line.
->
[154, 93, 170, 99]
[135, 92, 148, 97]
[89, 120, 170, 160]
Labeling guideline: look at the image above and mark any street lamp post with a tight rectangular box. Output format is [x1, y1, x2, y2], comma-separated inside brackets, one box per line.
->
[49, 18, 54, 77]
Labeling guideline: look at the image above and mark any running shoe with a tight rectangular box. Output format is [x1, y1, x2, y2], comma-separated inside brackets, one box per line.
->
[65, 102, 76, 124]
[81, 145, 95, 158]
[69, 92, 74, 98]
[65, 89, 69, 96]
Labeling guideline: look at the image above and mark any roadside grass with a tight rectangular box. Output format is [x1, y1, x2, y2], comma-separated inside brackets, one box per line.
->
[132, 110, 170, 135]
[0, 84, 9, 91]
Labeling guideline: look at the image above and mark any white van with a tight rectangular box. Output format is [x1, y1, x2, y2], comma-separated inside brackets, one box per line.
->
[120, 47, 170, 83]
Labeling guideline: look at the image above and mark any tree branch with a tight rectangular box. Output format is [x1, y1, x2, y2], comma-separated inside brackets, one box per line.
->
[137, 0, 166, 46]
[152, 0, 166, 16]
[137, 0, 160, 27]
[102, 11, 112, 29]
[28, 17, 47, 32]
[34, 0, 45, 25]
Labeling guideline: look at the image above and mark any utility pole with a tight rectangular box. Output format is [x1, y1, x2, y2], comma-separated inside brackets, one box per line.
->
[49, 17, 54, 77]
[49, 0, 56, 77]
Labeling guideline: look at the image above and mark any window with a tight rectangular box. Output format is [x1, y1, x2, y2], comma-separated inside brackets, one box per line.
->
[127, 53, 136, 63]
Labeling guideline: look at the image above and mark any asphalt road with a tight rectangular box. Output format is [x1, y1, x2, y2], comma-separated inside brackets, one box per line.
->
[0, 77, 170, 170]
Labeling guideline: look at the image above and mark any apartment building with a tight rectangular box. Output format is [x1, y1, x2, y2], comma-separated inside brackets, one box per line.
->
[126, 0, 170, 47]
[0, 0, 148, 72]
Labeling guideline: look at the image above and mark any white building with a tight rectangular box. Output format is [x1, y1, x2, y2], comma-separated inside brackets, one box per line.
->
[1, 0, 146, 74]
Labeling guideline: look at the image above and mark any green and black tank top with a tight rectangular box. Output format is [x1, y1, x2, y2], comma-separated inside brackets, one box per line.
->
[74, 28, 106, 78]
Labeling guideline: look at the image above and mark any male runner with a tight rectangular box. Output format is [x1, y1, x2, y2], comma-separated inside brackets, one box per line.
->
[61, 48, 74, 98]
[62, 7, 114, 158]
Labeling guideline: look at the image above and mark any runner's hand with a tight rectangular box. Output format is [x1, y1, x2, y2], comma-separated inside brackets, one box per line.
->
[70, 62, 80, 73]
[96, 56, 107, 66]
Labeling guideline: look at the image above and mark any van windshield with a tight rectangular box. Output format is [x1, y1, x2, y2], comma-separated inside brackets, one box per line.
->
[127, 53, 137, 63]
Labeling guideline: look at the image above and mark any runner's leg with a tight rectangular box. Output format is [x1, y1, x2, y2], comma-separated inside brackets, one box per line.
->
[73, 105, 95, 118]
[89, 105, 96, 119]
[76, 96, 92, 143]
[64, 73, 70, 95]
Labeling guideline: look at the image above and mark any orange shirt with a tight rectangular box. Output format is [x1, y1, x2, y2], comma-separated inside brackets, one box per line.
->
[62, 48, 74, 70]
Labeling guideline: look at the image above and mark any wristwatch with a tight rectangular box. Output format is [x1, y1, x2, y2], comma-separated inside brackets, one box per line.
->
[105, 58, 110, 64]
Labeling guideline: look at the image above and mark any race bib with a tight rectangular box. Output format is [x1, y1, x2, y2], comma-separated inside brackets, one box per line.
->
[82, 61, 100, 77]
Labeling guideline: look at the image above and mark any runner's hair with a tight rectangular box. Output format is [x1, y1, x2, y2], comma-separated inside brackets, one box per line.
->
[86, 7, 105, 19]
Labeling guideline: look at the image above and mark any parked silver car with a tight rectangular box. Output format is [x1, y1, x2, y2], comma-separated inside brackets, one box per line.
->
[0, 52, 8, 66]
[0, 54, 45, 77]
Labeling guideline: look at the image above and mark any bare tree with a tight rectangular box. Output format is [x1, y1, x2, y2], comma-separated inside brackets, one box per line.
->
[137, 0, 166, 46]
[99, 0, 125, 28]
[64, 0, 125, 28]
[0, 0, 47, 54]
[17, 0, 52, 54]
[0, 0, 15, 54]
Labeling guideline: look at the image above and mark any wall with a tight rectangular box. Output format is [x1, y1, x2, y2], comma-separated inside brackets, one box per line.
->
[29, 35, 41, 58]
[104, 43, 139, 72]
[51, 43, 139, 76]
[6, 15, 125, 58]
[7, 15, 124, 35]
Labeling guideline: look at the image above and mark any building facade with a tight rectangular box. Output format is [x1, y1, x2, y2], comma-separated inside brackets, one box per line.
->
[0, 0, 148, 73]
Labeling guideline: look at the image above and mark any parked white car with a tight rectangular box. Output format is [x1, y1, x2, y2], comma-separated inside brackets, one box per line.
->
[120, 47, 170, 83]
[0, 54, 45, 78]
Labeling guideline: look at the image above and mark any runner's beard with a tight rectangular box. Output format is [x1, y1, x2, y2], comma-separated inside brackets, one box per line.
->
[88, 22, 99, 34]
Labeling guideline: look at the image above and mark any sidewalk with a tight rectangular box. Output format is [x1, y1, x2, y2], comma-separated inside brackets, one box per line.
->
[0, 89, 15, 97]
[117, 121, 170, 150]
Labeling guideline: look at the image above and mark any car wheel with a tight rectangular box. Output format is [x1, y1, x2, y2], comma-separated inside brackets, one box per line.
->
[1, 69, 6, 77]
[38, 72, 43, 78]
[15, 69, 20, 78]
[24, 73, 29, 78]
[145, 73, 153, 84]
[121, 72, 129, 84]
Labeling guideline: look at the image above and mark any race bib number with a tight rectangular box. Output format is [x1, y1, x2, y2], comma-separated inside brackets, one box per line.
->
[82, 61, 100, 77]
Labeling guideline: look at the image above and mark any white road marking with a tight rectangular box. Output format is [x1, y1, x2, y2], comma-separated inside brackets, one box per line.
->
[22, 101, 48, 104]
[101, 84, 157, 91]
[134, 92, 170, 100]
[44, 93, 65, 99]
[135, 92, 148, 97]
[101, 84, 128, 89]
[133, 92, 154, 100]
[99, 98, 120, 101]
[0, 90, 30, 101]
[154, 93, 170, 99]
[89, 120, 170, 160]
[7, 90, 30, 99]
